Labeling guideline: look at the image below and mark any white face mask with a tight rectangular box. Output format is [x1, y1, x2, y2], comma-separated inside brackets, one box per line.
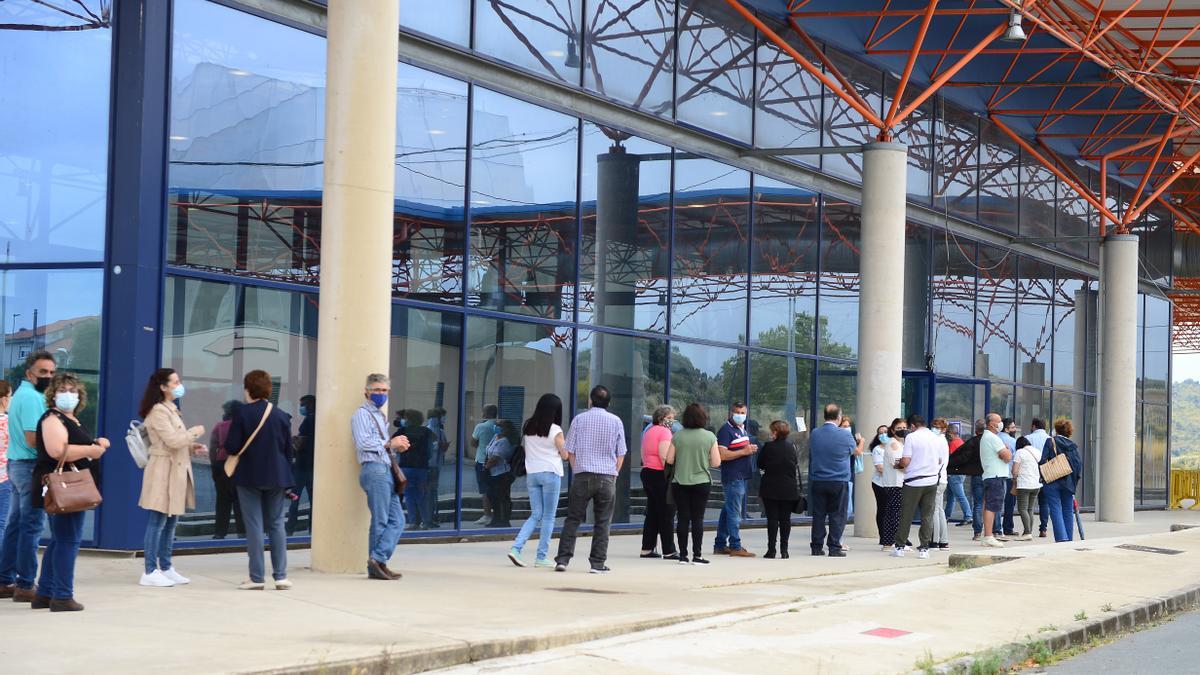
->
[55, 392, 80, 412]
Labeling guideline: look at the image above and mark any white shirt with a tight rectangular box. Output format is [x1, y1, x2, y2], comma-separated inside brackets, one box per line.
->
[880, 440, 905, 488]
[901, 427, 942, 488]
[1023, 429, 1050, 458]
[523, 424, 565, 477]
[1014, 446, 1042, 489]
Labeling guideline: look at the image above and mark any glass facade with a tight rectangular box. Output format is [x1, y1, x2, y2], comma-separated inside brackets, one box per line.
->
[4, 0, 1177, 549]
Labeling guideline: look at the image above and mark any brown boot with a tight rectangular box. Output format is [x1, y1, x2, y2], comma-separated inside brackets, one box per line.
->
[12, 587, 35, 603]
[0, 584, 14, 599]
[49, 598, 84, 612]
[380, 563, 403, 580]
[31, 595, 51, 610]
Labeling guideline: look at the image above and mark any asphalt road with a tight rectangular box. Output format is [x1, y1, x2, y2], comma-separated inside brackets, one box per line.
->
[1042, 609, 1200, 674]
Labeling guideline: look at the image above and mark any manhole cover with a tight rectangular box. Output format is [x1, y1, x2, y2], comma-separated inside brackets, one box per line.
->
[551, 587, 627, 595]
[1116, 544, 1184, 555]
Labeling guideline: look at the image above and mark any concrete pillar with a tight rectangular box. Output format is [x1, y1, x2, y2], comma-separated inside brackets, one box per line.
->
[311, 0, 400, 573]
[1097, 234, 1138, 523]
[854, 142, 908, 538]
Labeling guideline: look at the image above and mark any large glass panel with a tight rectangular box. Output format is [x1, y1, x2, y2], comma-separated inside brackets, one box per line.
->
[755, 21, 822, 167]
[821, 49, 882, 182]
[749, 353, 813, 478]
[977, 120, 1019, 234]
[676, 0, 754, 142]
[583, 0, 674, 116]
[1016, 258, 1052, 386]
[884, 76, 934, 203]
[934, 381, 985, 432]
[0, 1, 111, 264]
[468, 88, 578, 319]
[819, 199, 861, 359]
[1136, 293, 1145, 398]
[1052, 269, 1095, 391]
[750, 177, 818, 355]
[1136, 204, 1173, 286]
[1055, 167, 1091, 260]
[1080, 394, 1097, 508]
[463, 316, 573, 530]
[394, 65, 468, 303]
[162, 276, 318, 540]
[400, 0, 470, 45]
[576, 330, 666, 524]
[1019, 155, 1056, 240]
[904, 225, 931, 370]
[1143, 295, 1169, 404]
[1135, 403, 1144, 504]
[671, 157, 749, 343]
[989, 382, 1014, 421]
[815, 362, 857, 422]
[1142, 404, 1168, 506]
[0, 268, 104, 430]
[579, 125, 670, 332]
[169, 0, 326, 283]
[1014, 386, 1048, 430]
[935, 104, 979, 223]
[389, 307, 461, 531]
[976, 244, 1016, 381]
[931, 235, 975, 376]
[474, 0, 582, 84]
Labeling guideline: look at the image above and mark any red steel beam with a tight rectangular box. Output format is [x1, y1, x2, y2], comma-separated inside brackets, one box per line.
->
[892, 22, 1007, 125]
[884, 0, 940, 130]
[1125, 147, 1200, 224]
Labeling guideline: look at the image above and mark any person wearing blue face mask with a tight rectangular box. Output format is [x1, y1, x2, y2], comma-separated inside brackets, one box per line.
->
[286, 395, 316, 535]
[713, 402, 758, 558]
[351, 373, 409, 581]
[137, 368, 207, 588]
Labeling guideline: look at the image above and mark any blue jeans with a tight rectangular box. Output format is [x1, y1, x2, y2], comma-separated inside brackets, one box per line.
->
[714, 478, 747, 551]
[944, 475, 972, 521]
[402, 467, 429, 529]
[424, 464, 441, 527]
[1039, 489, 1050, 532]
[142, 510, 178, 574]
[1043, 481, 1075, 542]
[0, 481, 11, 544]
[0, 460, 44, 589]
[513, 471, 561, 561]
[970, 475, 985, 536]
[36, 511, 84, 600]
[360, 462, 405, 564]
[237, 486, 289, 582]
[286, 465, 313, 534]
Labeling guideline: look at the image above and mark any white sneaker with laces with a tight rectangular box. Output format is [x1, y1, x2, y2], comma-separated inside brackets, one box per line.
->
[238, 580, 265, 590]
[889, 547, 905, 558]
[916, 549, 930, 559]
[161, 568, 190, 585]
[139, 570, 175, 587]
[982, 536, 1005, 548]
[275, 579, 293, 590]
[1018, 533, 1033, 541]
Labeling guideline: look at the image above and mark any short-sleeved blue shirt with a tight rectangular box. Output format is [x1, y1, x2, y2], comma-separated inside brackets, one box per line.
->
[717, 420, 753, 482]
[8, 380, 46, 461]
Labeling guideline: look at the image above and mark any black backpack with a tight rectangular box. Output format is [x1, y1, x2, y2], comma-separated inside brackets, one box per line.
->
[510, 444, 526, 477]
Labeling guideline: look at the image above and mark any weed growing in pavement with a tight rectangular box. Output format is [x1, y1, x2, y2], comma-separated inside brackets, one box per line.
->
[1101, 603, 1114, 612]
[1025, 639, 1052, 664]
[1037, 624, 1058, 633]
[914, 649, 936, 675]
[968, 650, 1003, 675]
[1074, 610, 1088, 621]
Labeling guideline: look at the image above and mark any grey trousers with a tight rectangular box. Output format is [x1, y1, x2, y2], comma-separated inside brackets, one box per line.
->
[555, 472, 616, 568]
[895, 484, 939, 551]
[931, 481, 949, 545]
[1017, 488, 1041, 536]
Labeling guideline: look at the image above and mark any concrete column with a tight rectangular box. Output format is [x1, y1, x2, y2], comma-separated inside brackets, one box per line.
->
[854, 142, 908, 538]
[311, 0, 400, 573]
[1097, 234, 1138, 523]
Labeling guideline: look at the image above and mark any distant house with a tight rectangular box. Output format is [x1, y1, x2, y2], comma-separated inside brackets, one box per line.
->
[3, 316, 100, 372]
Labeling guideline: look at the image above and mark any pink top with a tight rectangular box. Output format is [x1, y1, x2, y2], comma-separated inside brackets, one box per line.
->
[641, 424, 672, 471]
[0, 414, 9, 483]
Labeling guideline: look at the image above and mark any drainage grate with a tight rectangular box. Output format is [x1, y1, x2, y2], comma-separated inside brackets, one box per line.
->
[550, 587, 628, 595]
[1116, 544, 1184, 555]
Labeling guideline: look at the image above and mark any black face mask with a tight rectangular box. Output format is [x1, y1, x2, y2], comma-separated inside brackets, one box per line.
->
[34, 377, 52, 393]
[893, 429, 909, 439]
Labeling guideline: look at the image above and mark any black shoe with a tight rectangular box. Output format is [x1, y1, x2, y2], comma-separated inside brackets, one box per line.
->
[639, 551, 662, 559]
[713, 547, 730, 555]
[811, 550, 826, 556]
[554, 563, 567, 572]
[828, 549, 847, 558]
[763, 549, 776, 559]
[691, 557, 710, 565]
[781, 550, 790, 559]
[30, 595, 50, 610]
[589, 565, 611, 574]
[662, 551, 680, 561]
[213, 534, 227, 540]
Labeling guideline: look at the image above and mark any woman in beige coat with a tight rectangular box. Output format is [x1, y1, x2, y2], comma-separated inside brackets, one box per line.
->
[137, 368, 205, 588]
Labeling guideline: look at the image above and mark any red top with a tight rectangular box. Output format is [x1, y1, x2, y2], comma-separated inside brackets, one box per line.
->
[948, 438, 964, 455]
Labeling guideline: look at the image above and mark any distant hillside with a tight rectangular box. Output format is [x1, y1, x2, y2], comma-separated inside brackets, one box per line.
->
[1174, 379, 1200, 469]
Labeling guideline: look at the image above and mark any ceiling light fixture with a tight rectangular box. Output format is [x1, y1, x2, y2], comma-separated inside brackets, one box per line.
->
[1001, 10, 1027, 43]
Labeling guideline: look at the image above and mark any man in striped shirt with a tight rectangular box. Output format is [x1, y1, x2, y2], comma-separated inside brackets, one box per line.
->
[554, 385, 626, 574]
[351, 373, 410, 580]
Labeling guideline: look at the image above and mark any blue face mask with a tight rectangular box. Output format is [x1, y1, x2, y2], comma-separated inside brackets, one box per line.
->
[299, 405, 308, 417]
[878, 433, 889, 444]
[369, 393, 387, 408]
[171, 384, 186, 400]
[732, 413, 747, 425]
[493, 423, 503, 435]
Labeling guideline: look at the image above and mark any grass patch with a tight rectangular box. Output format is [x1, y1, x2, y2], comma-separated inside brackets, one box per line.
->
[914, 649, 937, 674]
[1074, 610, 1088, 621]
[1101, 603, 1114, 612]
[949, 556, 987, 572]
[968, 650, 1004, 675]
[1037, 624, 1057, 633]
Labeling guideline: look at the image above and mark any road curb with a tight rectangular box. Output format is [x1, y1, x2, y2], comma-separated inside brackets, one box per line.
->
[917, 583, 1200, 674]
[251, 598, 793, 675]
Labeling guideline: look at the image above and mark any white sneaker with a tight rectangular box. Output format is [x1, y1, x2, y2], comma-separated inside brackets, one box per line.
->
[473, 516, 490, 525]
[889, 547, 905, 558]
[275, 579, 293, 590]
[161, 568, 190, 585]
[881, 545, 891, 552]
[238, 580, 265, 590]
[139, 570, 175, 587]
[917, 548, 930, 559]
[1018, 533, 1033, 541]
[982, 536, 1006, 548]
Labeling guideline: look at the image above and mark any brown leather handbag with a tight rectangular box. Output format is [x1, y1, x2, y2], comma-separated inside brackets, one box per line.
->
[43, 454, 103, 515]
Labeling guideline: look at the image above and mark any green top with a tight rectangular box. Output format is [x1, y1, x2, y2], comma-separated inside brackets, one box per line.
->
[8, 380, 46, 461]
[980, 430, 1009, 479]
[671, 428, 716, 486]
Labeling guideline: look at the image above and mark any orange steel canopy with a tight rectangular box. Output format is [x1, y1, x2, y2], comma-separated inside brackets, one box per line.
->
[729, 0, 1200, 351]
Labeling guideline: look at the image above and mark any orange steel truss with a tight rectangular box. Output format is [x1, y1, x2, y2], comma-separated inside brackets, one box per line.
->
[726, 0, 1200, 352]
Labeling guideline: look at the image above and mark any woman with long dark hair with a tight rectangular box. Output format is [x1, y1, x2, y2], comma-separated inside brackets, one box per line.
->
[876, 417, 907, 552]
[137, 368, 206, 587]
[507, 394, 568, 567]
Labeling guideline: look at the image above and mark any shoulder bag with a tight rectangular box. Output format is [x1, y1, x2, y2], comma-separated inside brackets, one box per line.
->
[43, 413, 103, 515]
[367, 410, 407, 496]
[224, 402, 273, 478]
[1039, 437, 1072, 484]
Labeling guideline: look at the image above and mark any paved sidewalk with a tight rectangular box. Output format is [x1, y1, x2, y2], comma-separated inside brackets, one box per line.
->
[0, 510, 1194, 674]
